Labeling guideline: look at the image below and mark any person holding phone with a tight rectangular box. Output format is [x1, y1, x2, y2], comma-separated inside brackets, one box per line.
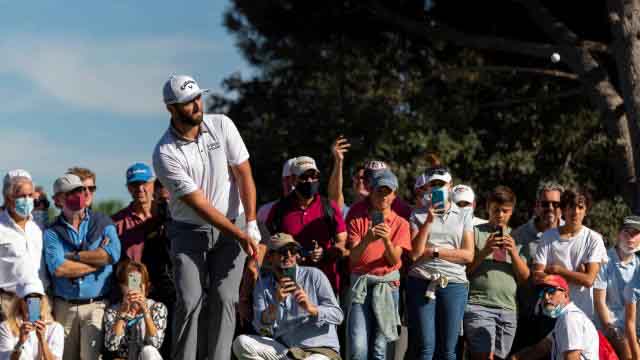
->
[346, 169, 411, 360]
[464, 186, 529, 360]
[0, 279, 63, 359]
[233, 233, 343, 360]
[407, 166, 474, 360]
[103, 259, 167, 360]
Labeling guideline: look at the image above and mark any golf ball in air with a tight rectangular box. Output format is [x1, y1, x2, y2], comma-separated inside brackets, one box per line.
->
[551, 53, 561, 63]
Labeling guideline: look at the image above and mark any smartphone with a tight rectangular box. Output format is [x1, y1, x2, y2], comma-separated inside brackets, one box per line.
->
[431, 188, 447, 213]
[492, 225, 507, 262]
[349, 137, 365, 149]
[128, 272, 142, 292]
[282, 266, 297, 284]
[372, 211, 384, 226]
[27, 297, 40, 323]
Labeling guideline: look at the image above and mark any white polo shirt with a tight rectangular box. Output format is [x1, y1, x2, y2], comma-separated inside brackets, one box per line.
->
[0, 210, 47, 292]
[153, 114, 250, 225]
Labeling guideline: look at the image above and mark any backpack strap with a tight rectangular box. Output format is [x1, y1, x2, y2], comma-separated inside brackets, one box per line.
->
[266, 196, 288, 236]
[320, 196, 338, 244]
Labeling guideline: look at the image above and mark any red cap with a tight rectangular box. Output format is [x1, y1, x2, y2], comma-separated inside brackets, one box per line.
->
[538, 274, 569, 292]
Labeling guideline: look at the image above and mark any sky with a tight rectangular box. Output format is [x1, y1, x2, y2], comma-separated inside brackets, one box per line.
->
[0, 0, 252, 204]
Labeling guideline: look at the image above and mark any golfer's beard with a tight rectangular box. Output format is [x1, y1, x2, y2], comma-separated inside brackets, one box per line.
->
[177, 112, 203, 126]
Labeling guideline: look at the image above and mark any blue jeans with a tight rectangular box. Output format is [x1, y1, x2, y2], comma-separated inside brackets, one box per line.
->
[348, 284, 400, 360]
[406, 276, 468, 360]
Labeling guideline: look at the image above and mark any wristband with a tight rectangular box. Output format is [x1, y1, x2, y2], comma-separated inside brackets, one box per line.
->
[14, 342, 25, 353]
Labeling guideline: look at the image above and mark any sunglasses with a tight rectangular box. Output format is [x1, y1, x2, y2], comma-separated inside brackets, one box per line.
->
[83, 186, 97, 193]
[277, 246, 299, 257]
[425, 167, 450, 177]
[540, 201, 561, 209]
[539, 287, 564, 297]
[298, 173, 319, 182]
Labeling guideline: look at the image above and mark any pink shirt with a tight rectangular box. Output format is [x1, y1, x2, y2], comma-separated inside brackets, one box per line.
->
[112, 204, 162, 262]
[267, 194, 346, 292]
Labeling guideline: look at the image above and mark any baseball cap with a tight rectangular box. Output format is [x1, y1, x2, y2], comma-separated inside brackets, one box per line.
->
[370, 169, 398, 192]
[267, 233, 301, 252]
[414, 174, 428, 189]
[3, 169, 32, 187]
[126, 163, 155, 184]
[537, 274, 569, 292]
[622, 215, 640, 232]
[452, 185, 475, 204]
[282, 158, 297, 178]
[53, 174, 84, 194]
[424, 166, 452, 184]
[163, 74, 208, 105]
[16, 279, 45, 298]
[291, 156, 319, 176]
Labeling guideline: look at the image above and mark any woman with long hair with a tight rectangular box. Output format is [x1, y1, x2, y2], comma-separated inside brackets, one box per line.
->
[0, 279, 63, 359]
[103, 259, 167, 360]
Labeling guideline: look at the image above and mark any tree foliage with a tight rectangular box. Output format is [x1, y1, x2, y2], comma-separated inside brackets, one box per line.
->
[211, 0, 633, 241]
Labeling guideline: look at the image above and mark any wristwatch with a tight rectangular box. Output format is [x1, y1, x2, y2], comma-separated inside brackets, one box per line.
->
[13, 342, 25, 353]
[432, 247, 440, 258]
[73, 252, 81, 261]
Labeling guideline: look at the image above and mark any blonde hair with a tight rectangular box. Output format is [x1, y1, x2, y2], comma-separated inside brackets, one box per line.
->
[6, 296, 54, 337]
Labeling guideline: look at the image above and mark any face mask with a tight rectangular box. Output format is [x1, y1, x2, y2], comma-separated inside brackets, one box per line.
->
[64, 193, 85, 212]
[14, 197, 34, 219]
[295, 181, 320, 199]
[619, 231, 640, 255]
[542, 303, 566, 318]
[32, 210, 49, 228]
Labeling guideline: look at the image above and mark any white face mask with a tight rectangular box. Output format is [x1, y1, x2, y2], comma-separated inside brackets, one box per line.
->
[618, 230, 640, 255]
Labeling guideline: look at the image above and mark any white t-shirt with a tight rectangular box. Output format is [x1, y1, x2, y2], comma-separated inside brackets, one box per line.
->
[0, 210, 48, 292]
[0, 320, 64, 359]
[534, 226, 608, 320]
[153, 114, 250, 225]
[551, 302, 599, 360]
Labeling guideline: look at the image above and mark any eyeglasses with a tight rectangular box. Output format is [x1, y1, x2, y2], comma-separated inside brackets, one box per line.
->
[539, 201, 561, 209]
[277, 246, 299, 257]
[83, 186, 97, 193]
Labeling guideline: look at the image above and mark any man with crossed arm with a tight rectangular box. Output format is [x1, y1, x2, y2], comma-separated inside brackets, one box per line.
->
[44, 174, 121, 360]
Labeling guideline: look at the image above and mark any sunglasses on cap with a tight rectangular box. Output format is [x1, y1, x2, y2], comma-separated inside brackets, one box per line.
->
[425, 166, 450, 176]
[538, 287, 565, 297]
[539, 201, 561, 209]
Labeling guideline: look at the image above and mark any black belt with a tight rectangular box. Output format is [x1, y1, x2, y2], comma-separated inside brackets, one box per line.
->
[56, 296, 105, 305]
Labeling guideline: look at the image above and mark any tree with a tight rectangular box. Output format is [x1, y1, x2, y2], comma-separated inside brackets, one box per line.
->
[214, 0, 632, 240]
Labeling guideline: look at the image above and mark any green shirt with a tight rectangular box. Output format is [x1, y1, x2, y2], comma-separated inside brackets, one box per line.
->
[467, 223, 524, 311]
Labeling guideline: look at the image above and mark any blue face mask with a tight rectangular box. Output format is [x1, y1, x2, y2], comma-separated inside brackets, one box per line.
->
[14, 197, 34, 219]
[542, 303, 566, 318]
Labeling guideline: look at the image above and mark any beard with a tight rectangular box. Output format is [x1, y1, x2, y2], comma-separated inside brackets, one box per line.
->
[177, 112, 203, 126]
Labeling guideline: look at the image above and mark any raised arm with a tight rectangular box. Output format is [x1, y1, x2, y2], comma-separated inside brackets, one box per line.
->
[328, 137, 349, 210]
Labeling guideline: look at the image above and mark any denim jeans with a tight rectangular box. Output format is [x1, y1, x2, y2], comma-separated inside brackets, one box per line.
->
[348, 283, 400, 360]
[406, 276, 468, 360]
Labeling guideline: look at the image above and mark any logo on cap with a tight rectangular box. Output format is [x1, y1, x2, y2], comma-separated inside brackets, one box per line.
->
[180, 80, 196, 91]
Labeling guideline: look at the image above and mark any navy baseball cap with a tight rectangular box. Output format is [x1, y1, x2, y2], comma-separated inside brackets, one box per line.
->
[370, 169, 398, 192]
[126, 163, 154, 184]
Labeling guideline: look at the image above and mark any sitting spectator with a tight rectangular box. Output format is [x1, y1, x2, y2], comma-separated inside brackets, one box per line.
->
[112, 163, 158, 262]
[451, 184, 487, 226]
[32, 186, 51, 230]
[44, 174, 121, 360]
[0, 279, 64, 359]
[407, 166, 474, 360]
[511, 275, 598, 360]
[103, 259, 167, 360]
[599, 216, 640, 359]
[233, 233, 343, 360]
[533, 187, 607, 320]
[0, 170, 48, 320]
[465, 186, 529, 360]
[347, 169, 410, 360]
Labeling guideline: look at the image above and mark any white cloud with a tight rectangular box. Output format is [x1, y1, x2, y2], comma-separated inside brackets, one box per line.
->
[0, 35, 233, 116]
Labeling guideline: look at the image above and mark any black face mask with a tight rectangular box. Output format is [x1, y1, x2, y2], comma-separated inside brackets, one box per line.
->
[295, 181, 320, 199]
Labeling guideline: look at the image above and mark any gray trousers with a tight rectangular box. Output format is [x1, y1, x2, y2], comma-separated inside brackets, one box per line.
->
[168, 217, 247, 360]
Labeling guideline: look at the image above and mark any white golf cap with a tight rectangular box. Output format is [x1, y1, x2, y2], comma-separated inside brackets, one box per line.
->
[452, 184, 475, 204]
[424, 166, 452, 184]
[16, 278, 45, 298]
[3, 169, 32, 187]
[291, 156, 319, 176]
[282, 158, 297, 178]
[163, 74, 208, 105]
[53, 174, 84, 194]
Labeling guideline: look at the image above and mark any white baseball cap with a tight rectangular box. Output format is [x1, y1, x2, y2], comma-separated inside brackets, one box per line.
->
[424, 166, 452, 184]
[291, 156, 319, 176]
[3, 169, 32, 187]
[163, 74, 208, 105]
[281, 158, 297, 178]
[452, 184, 475, 204]
[414, 174, 428, 189]
[16, 279, 45, 298]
